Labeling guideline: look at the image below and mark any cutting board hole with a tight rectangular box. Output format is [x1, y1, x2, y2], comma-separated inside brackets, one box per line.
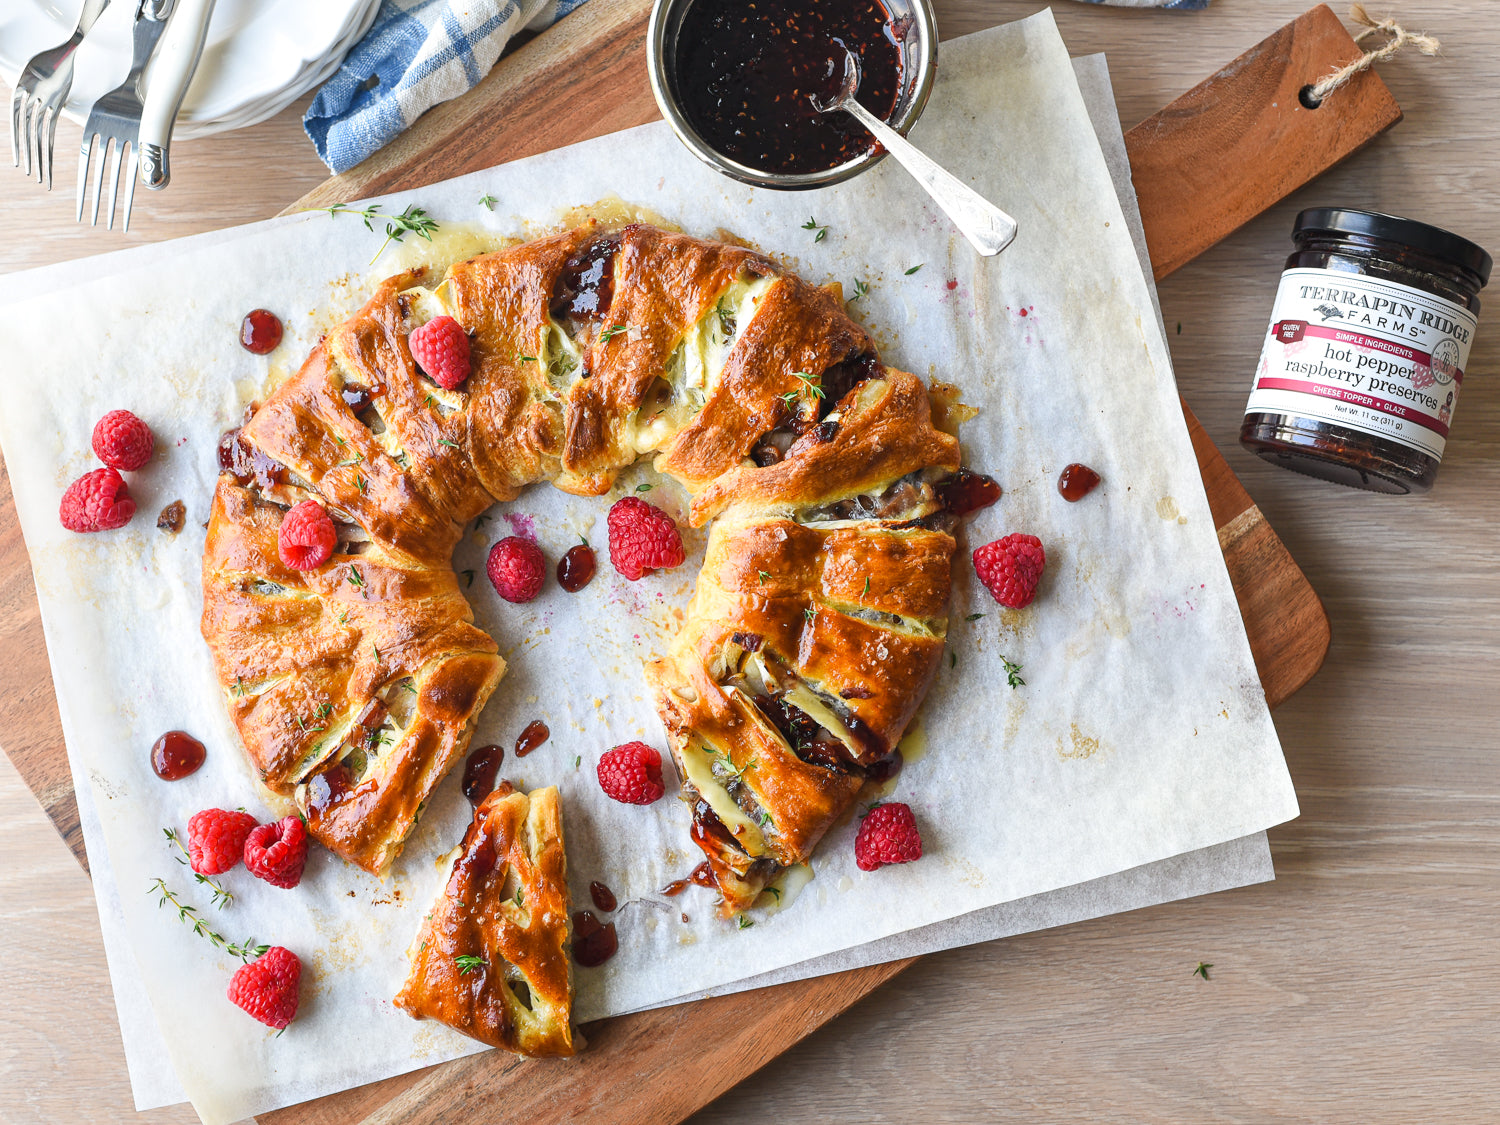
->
[1299, 85, 1324, 109]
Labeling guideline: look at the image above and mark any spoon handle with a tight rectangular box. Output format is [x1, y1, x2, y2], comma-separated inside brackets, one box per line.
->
[842, 99, 1017, 257]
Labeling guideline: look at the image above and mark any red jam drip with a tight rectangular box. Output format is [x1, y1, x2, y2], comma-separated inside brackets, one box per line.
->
[864, 750, 903, 784]
[557, 544, 597, 592]
[935, 468, 1002, 516]
[751, 693, 866, 772]
[217, 427, 287, 490]
[239, 309, 283, 354]
[550, 234, 622, 323]
[454, 832, 498, 882]
[304, 762, 353, 818]
[462, 745, 505, 805]
[341, 382, 385, 413]
[817, 353, 883, 417]
[661, 861, 716, 898]
[150, 730, 205, 780]
[514, 720, 550, 758]
[676, 0, 904, 176]
[352, 699, 388, 747]
[589, 881, 617, 912]
[156, 500, 185, 533]
[572, 910, 618, 967]
[810, 420, 840, 443]
[1057, 463, 1101, 501]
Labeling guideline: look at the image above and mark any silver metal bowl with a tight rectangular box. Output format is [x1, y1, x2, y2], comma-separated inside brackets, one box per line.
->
[646, 0, 938, 191]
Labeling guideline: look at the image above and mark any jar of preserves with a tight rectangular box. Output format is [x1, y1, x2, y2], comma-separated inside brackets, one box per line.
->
[1240, 208, 1490, 493]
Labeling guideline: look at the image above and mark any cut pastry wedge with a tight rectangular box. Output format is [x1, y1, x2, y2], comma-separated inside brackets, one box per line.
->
[395, 784, 576, 1057]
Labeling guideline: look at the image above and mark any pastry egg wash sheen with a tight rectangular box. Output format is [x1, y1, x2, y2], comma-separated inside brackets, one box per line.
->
[201, 219, 998, 922]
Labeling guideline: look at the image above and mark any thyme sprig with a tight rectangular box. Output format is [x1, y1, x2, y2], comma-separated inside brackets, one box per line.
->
[149, 878, 267, 961]
[710, 745, 755, 783]
[801, 217, 828, 242]
[1194, 962, 1213, 980]
[1001, 655, 1025, 689]
[163, 828, 234, 908]
[849, 278, 870, 301]
[320, 202, 440, 265]
[455, 954, 486, 976]
[779, 371, 825, 407]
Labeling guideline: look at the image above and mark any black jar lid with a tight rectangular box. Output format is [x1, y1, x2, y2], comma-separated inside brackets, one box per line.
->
[1294, 207, 1492, 288]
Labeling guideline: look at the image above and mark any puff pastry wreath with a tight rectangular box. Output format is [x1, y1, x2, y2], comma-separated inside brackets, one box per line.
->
[201, 219, 980, 906]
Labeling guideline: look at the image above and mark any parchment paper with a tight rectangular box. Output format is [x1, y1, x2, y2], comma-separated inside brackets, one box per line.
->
[0, 14, 1296, 1124]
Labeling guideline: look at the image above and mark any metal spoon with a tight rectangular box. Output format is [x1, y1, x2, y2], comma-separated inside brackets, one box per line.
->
[811, 47, 1017, 257]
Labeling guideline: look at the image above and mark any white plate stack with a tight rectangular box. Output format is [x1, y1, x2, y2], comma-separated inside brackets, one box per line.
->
[0, 0, 380, 140]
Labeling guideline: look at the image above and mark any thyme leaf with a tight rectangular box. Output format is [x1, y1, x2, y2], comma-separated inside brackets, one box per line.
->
[801, 217, 828, 242]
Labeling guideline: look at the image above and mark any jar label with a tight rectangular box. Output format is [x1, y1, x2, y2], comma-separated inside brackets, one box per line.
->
[1245, 267, 1477, 460]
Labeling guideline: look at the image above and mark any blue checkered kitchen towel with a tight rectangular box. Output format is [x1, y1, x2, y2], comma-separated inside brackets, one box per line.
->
[305, 0, 590, 173]
[305, 0, 1205, 174]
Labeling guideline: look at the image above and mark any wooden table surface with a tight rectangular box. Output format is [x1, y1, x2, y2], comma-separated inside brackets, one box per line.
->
[3, 1, 1497, 1121]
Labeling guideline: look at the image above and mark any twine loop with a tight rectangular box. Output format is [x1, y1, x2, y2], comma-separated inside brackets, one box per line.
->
[1306, 3, 1442, 106]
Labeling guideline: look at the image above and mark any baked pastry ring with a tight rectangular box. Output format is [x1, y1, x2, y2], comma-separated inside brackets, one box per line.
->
[395, 784, 575, 1056]
[200, 219, 968, 908]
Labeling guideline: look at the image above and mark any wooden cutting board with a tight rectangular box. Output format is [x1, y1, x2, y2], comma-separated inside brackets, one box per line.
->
[0, 2, 1397, 1121]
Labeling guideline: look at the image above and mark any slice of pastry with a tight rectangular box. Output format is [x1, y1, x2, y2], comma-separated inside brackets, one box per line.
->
[648, 371, 963, 914]
[395, 784, 576, 1057]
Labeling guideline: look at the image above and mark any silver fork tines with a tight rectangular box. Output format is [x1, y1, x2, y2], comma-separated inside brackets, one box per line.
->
[10, 0, 110, 189]
[75, 0, 173, 231]
[77, 133, 138, 229]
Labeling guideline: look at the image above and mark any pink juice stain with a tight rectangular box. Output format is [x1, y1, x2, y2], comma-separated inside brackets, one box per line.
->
[504, 512, 537, 540]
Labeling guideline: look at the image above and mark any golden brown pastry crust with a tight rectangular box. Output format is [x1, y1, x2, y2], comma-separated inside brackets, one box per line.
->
[200, 218, 965, 911]
[395, 785, 575, 1057]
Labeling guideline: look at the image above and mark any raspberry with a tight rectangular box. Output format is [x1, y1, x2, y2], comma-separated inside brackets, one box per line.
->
[244, 815, 309, 889]
[854, 802, 923, 871]
[186, 808, 258, 876]
[973, 533, 1046, 609]
[597, 741, 666, 804]
[486, 536, 545, 603]
[607, 495, 685, 581]
[227, 946, 302, 1029]
[91, 409, 154, 471]
[59, 467, 135, 532]
[278, 500, 337, 571]
[409, 315, 472, 390]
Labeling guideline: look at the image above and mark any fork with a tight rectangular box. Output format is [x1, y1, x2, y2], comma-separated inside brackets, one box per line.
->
[76, 0, 175, 230]
[10, 0, 112, 189]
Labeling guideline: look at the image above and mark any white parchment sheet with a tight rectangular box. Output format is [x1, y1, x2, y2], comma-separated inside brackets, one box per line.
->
[0, 14, 1296, 1124]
